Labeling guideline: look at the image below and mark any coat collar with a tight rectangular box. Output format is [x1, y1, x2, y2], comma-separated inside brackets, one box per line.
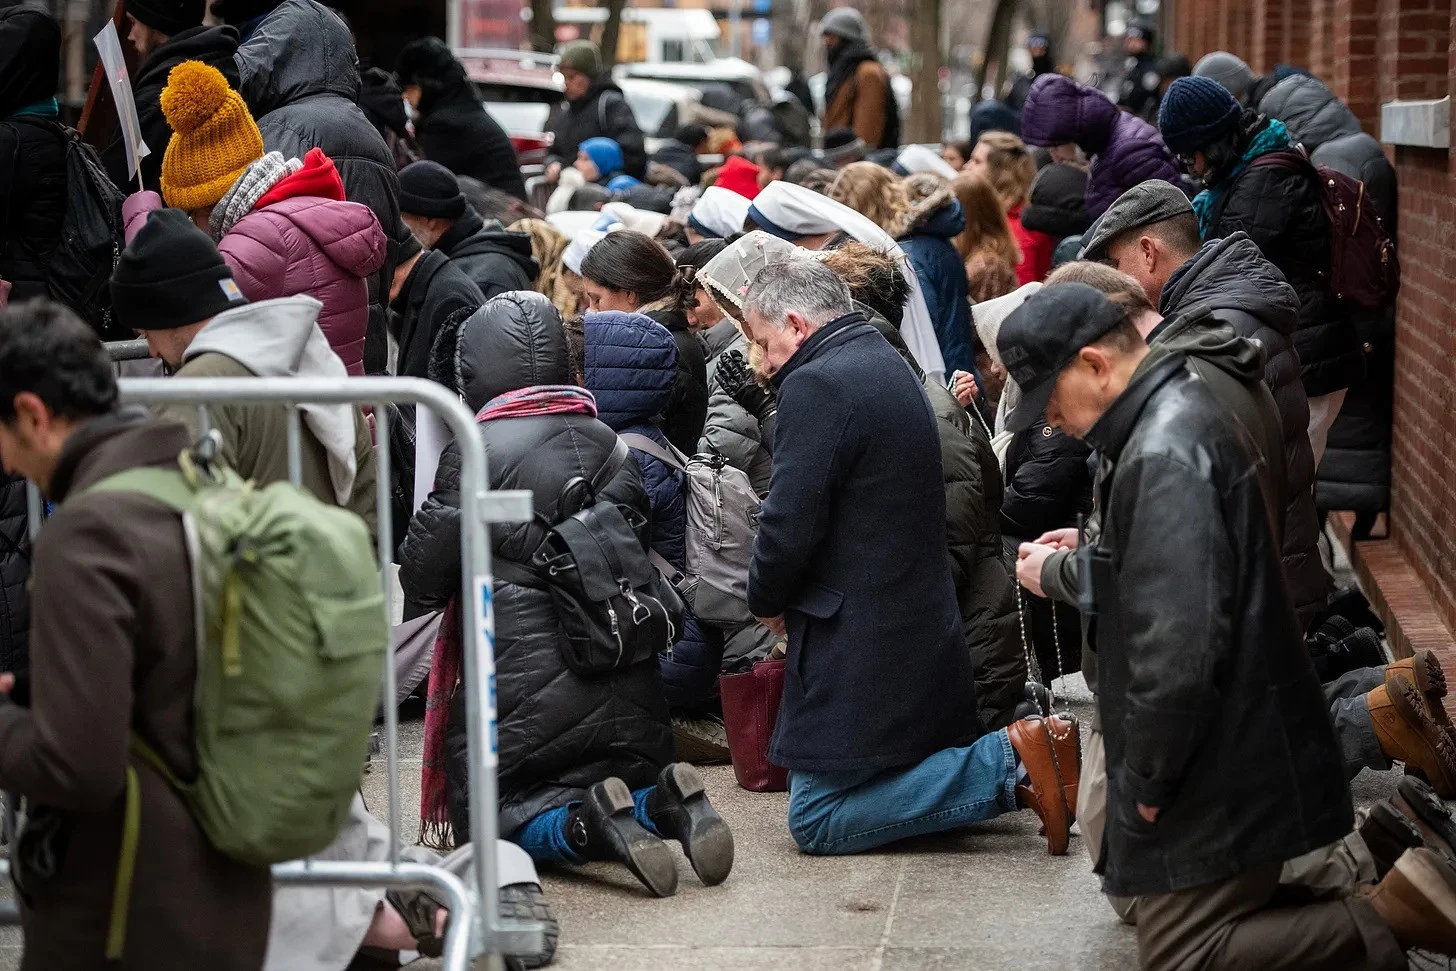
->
[436, 206, 485, 257]
[770, 310, 873, 390]
[1082, 350, 1187, 460]
[49, 408, 192, 502]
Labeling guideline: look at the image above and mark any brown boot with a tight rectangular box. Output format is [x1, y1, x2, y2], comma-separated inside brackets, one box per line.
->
[1368, 676, 1456, 797]
[1366, 847, 1456, 954]
[1387, 649, 1452, 728]
[1007, 714, 1080, 856]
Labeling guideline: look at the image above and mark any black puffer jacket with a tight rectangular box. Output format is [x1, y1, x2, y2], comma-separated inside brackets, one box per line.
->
[102, 26, 239, 192]
[1206, 123, 1363, 398]
[643, 308, 710, 456]
[399, 292, 673, 838]
[1000, 418, 1094, 542]
[546, 75, 647, 180]
[1086, 351, 1350, 898]
[236, 0, 406, 373]
[0, 476, 30, 705]
[1159, 233, 1328, 628]
[435, 206, 536, 299]
[0, 7, 66, 305]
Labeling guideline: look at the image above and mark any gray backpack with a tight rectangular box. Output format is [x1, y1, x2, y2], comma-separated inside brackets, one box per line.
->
[620, 434, 760, 627]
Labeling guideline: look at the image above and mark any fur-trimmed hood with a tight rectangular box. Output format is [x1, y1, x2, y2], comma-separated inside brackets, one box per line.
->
[893, 184, 965, 241]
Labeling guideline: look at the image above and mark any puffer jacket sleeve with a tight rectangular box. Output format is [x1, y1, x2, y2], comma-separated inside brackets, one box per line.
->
[700, 380, 766, 485]
[1000, 423, 1094, 540]
[122, 190, 165, 244]
[216, 214, 290, 301]
[398, 439, 463, 612]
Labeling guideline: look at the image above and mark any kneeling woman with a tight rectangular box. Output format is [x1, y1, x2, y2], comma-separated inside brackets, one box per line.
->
[399, 291, 733, 897]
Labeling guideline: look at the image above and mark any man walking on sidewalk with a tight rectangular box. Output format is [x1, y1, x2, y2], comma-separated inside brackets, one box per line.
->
[743, 256, 1079, 857]
[997, 282, 1456, 969]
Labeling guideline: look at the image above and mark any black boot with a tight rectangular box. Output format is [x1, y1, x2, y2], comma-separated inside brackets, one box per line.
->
[645, 763, 735, 886]
[1360, 801, 1425, 880]
[566, 778, 678, 897]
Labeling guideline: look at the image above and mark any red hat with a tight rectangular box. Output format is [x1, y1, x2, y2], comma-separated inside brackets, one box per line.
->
[714, 155, 763, 201]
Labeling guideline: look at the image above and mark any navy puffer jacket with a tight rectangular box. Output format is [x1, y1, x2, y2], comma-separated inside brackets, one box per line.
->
[584, 311, 720, 709]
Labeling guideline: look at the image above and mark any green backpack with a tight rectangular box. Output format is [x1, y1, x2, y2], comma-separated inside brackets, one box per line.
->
[84, 452, 388, 958]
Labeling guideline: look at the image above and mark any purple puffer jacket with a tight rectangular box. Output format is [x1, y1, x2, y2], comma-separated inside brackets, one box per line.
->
[123, 190, 385, 375]
[1020, 74, 1183, 219]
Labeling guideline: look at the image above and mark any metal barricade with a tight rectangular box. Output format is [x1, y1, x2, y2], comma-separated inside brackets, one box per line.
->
[6, 377, 541, 969]
[105, 339, 152, 362]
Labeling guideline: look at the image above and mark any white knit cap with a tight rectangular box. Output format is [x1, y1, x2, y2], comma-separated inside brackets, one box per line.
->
[688, 186, 754, 239]
[972, 282, 1042, 366]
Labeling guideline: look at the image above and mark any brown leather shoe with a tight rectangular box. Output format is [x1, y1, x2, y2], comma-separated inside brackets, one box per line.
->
[1369, 676, 1456, 797]
[1366, 847, 1456, 954]
[1387, 649, 1452, 728]
[1007, 715, 1079, 856]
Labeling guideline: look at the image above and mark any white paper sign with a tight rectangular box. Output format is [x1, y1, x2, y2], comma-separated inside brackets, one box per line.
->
[413, 407, 450, 514]
[94, 21, 151, 185]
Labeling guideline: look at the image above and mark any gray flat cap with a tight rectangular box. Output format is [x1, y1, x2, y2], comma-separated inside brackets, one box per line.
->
[1078, 180, 1194, 260]
[1193, 51, 1256, 102]
[821, 7, 868, 42]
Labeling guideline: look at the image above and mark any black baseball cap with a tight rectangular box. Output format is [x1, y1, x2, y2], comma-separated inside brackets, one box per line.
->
[996, 283, 1129, 432]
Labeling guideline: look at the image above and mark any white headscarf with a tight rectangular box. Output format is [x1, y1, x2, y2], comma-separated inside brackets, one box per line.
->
[748, 181, 948, 383]
[698, 231, 799, 314]
[895, 144, 959, 181]
[688, 186, 753, 240]
[971, 282, 1042, 435]
[599, 201, 667, 237]
[563, 225, 621, 275]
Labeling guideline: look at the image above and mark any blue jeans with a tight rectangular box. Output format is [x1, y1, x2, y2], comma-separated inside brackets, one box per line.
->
[787, 729, 1019, 855]
[509, 787, 660, 865]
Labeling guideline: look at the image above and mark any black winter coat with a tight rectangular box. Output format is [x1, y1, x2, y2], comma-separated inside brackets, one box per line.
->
[390, 251, 485, 380]
[236, 0, 407, 374]
[1159, 233, 1328, 628]
[1207, 131, 1363, 398]
[416, 89, 527, 202]
[435, 207, 536, 300]
[1000, 418, 1094, 542]
[1086, 351, 1350, 897]
[399, 293, 673, 838]
[0, 7, 66, 306]
[749, 313, 981, 771]
[644, 309, 710, 457]
[0, 475, 30, 704]
[546, 76, 647, 180]
[101, 26, 239, 192]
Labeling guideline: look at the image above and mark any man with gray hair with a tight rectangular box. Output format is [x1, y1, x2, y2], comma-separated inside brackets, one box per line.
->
[742, 255, 1080, 857]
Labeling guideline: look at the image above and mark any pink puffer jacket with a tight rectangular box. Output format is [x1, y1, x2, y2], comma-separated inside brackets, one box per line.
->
[123, 152, 386, 375]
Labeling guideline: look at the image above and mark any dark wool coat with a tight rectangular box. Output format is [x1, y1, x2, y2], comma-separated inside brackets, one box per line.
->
[585, 311, 719, 709]
[1019, 74, 1182, 218]
[391, 250, 485, 380]
[749, 313, 981, 771]
[1086, 352, 1351, 898]
[415, 89, 528, 202]
[546, 76, 648, 180]
[1, 414, 272, 970]
[399, 293, 674, 837]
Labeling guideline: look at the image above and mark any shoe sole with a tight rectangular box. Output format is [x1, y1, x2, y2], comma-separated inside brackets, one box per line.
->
[662, 763, 735, 886]
[1409, 650, 1452, 728]
[499, 883, 559, 969]
[594, 778, 680, 898]
[1398, 776, 1456, 864]
[1395, 849, 1456, 934]
[1389, 678, 1456, 797]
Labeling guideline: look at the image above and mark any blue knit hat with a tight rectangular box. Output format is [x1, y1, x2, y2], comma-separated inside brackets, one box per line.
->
[579, 137, 624, 180]
[1158, 76, 1242, 155]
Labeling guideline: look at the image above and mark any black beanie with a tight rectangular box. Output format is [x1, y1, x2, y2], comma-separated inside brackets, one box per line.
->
[126, 0, 206, 36]
[110, 208, 247, 332]
[398, 160, 467, 219]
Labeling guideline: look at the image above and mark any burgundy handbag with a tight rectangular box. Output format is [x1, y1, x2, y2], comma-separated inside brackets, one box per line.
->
[719, 657, 790, 792]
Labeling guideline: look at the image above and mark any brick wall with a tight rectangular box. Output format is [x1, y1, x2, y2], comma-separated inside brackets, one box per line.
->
[1166, 0, 1456, 645]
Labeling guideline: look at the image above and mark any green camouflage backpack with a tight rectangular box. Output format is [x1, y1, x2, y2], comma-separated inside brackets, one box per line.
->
[84, 450, 387, 958]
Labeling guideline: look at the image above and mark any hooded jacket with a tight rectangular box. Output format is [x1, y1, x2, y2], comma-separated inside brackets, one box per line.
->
[0, 7, 67, 306]
[1159, 233, 1327, 627]
[123, 150, 387, 376]
[398, 293, 673, 837]
[235, 0, 407, 372]
[405, 61, 526, 201]
[643, 309, 711, 458]
[894, 187, 976, 376]
[0, 413, 272, 970]
[1085, 351, 1350, 897]
[435, 206, 537, 300]
[156, 297, 377, 531]
[1022, 163, 1091, 241]
[700, 330, 773, 496]
[102, 26, 240, 193]
[546, 75, 647, 180]
[583, 311, 719, 709]
[391, 250, 485, 380]
[1020, 74, 1182, 219]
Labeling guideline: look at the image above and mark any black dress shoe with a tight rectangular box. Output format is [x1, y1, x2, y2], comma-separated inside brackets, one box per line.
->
[645, 763, 735, 886]
[567, 778, 678, 897]
[1361, 801, 1425, 880]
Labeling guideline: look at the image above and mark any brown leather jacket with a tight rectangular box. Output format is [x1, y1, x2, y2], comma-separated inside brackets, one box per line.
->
[822, 59, 893, 149]
[0, 412, 271, 970]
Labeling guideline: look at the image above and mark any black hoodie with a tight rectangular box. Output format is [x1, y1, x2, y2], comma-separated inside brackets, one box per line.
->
[545, 74, 647, 179]
[435, 206, 537, 299]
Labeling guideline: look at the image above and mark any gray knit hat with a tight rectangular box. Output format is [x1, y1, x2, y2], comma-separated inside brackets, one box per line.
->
[1193, 51, 1256, 103]
[820, 7, 868, 43]
[558, 40, 602, 77]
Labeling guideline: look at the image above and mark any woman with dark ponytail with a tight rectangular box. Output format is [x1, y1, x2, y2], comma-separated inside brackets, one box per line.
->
[580, 230, 709, 453]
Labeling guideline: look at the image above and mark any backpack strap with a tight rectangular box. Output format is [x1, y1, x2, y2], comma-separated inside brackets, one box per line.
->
[592, 437, 631, 495]
[108, 733, 187, 960]
[80, 466, 196, 510]
[619, 433, 689, 472]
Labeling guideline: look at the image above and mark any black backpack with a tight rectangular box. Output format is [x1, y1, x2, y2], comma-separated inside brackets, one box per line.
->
[5, 119, 126, 337]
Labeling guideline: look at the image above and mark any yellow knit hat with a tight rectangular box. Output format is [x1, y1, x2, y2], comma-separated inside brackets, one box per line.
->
[159, 60, 264, 212]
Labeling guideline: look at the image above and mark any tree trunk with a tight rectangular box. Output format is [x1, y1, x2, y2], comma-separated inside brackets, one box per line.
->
[527, 0, 556, 54]
[972, 0, 1017, 105]
[905, 0, 942, 143]
[599, 0, 628, 69]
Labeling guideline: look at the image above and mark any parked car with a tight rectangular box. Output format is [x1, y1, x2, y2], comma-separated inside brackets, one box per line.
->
[617, 58, 772, 107]
[616, 76, 737, 151]
[457, 47, 561, 169]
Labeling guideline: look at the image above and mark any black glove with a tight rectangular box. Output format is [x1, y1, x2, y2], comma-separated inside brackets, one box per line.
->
[717, 350, 775, 422]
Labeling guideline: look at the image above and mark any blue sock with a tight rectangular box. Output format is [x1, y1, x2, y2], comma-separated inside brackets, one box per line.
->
[632, 786, 660, 836]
